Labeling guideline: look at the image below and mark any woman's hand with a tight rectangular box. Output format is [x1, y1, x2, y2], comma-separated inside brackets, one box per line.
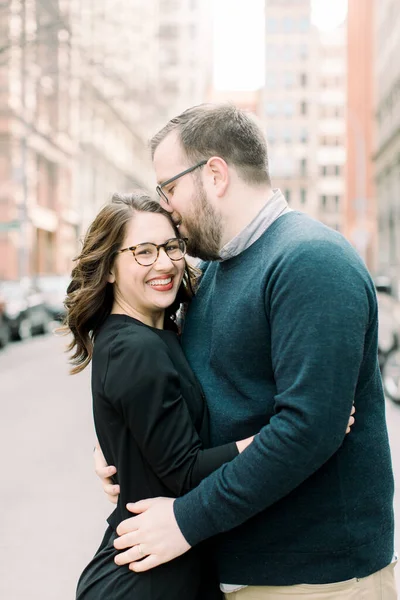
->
[346, 404, 356, 434]
[236, 436, 254, 452]
[94, 442, 120, 504]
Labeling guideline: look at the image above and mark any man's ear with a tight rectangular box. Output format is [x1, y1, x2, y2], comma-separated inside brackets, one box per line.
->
[207, 156, 229, 197]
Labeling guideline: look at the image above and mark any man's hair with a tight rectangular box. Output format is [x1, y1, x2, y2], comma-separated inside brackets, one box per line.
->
[150, 103, 271, 186]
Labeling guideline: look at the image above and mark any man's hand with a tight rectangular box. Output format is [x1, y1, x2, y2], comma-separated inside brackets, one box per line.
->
[113, 497, 191, 572]
[93, 442, 120, 504]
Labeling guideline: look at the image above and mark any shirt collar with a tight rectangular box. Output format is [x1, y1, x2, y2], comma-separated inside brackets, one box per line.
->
[219, 189, 291, 261]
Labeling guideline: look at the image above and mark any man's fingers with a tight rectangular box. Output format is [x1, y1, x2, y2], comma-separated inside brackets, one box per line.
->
[129, 554, 162, 572]
[114, 543, 144, 566]
[114, 531, 139, 550]
[126, 498, 158, 514]
[116, 516, 139, 537]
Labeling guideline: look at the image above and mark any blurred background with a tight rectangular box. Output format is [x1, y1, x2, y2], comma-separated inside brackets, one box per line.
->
[0, 0, 400, 598]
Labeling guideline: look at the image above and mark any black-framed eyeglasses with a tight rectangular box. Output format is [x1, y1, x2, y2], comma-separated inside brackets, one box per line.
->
[156, 160, 208, 204]
[118, 237, 188, 267]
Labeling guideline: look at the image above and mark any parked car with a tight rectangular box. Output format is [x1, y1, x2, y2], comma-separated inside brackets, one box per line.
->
[0, 290, 10, 349]
[375, 276, 400, 403]
[34, 274, 70, 321]
[0, 279, 53, 341]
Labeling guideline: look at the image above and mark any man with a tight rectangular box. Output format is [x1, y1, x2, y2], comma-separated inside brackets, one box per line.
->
[96, 104, 397, 599]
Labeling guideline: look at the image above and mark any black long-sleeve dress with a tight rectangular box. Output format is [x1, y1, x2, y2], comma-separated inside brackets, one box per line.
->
[76, 314, 238, 600]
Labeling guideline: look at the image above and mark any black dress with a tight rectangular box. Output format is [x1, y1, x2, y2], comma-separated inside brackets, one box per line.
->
[76, 314, 238, 600]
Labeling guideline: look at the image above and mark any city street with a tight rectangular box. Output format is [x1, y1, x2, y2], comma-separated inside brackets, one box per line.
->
[1, 333, 400, 599]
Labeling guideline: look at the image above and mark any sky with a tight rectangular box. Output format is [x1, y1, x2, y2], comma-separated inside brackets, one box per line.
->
[212, 0, 349, 91]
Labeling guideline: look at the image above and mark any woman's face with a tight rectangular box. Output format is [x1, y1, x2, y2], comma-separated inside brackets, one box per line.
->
[109, 212, 186, 326]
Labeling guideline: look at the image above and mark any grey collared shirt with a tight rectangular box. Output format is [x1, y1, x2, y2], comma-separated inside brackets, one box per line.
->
[219, 188, 292, 262]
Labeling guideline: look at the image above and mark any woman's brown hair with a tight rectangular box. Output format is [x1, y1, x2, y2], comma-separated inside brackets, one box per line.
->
[60, 191, 198, 374]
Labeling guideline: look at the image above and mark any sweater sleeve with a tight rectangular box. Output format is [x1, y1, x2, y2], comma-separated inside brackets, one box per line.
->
[103, 329, 238, 496]
[173, 240, 374, 546]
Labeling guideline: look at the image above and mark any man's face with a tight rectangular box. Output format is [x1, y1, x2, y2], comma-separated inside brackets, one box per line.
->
[153, 131, 222, 261]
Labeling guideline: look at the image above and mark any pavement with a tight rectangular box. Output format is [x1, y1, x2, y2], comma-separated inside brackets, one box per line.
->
[0, 333, 399, 599]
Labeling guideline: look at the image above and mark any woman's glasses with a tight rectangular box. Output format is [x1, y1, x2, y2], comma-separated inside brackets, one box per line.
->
[118, 237, 188, 266]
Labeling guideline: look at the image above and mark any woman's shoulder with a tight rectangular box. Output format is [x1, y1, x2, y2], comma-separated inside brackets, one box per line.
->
[101, 315, 181, 367]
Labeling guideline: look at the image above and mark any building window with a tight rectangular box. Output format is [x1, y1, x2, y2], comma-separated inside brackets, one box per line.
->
[266, 18, 278, 32]
[300, 73, 307, 87]
[283, 127, 292, 143]
[266, 102, 277, 116]
[334, 165, 341, 176]
[285, 189, 291, 202]
[334, 195, 340, 210]
[283, 17, 294, 32]
[299, 43, 308, 59]
[300, 188, 307, 204]
[299, 16, 310, 31]
[159, 24, 179, 39]
[283, 72, 294, 88]
[320, 195, 327, 208]
[321, 165, 327, 176]
[300, 128, 308, 143]
[300, 101, 307, 115]
[300, 158, 307, 176]
[283, 101, 294, 116]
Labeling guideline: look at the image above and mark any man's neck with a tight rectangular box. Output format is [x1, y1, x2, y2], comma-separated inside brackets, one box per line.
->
[219, 186, 275, 248]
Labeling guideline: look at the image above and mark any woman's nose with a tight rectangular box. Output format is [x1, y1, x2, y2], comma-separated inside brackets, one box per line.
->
[154, 247, 173, 268]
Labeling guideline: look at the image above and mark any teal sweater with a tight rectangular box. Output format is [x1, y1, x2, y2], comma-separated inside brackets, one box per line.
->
[175, 211, 395, 585]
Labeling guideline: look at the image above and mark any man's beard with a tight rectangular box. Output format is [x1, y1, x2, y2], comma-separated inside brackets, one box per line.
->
[184, 184, 222, 261]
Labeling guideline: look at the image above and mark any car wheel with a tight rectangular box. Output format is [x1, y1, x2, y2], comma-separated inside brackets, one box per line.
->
[382, 348, 400, 403]
[17, 318, 32, 341]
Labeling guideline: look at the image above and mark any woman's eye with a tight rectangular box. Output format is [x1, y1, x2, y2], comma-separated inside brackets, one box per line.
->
[137, 248, 151, 255]
[166, 186, 174, 196]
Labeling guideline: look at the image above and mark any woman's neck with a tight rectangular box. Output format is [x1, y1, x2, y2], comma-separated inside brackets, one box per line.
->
[111, 300, 164, 329]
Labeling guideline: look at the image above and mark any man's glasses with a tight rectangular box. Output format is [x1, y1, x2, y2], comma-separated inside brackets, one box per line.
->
[156, 160, 208, 205]
[118, 237, 188, 267]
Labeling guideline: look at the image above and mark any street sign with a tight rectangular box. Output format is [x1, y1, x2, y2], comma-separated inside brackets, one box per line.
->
[0, 220, 20, 232]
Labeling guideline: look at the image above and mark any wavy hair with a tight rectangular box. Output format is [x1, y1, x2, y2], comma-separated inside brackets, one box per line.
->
[60, 191, 198, 374]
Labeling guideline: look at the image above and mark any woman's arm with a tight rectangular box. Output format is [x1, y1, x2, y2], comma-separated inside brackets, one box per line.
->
[104, 330, 252, 496]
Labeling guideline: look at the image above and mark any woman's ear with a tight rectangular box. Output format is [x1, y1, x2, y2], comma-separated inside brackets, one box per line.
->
[107, 270, 115, 284]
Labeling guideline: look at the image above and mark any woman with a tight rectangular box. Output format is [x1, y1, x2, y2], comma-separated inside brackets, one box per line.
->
[62, 192, 254, 600]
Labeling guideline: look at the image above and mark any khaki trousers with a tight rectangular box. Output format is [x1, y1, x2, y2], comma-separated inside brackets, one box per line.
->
[225, 562, 398, 600]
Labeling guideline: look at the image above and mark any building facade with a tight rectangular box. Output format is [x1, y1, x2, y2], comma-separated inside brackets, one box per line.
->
[346, 0, 376, 270]
[0, 0, 212, 281]
[261, 0, 347, 235]
[374, 0, 400, 290]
